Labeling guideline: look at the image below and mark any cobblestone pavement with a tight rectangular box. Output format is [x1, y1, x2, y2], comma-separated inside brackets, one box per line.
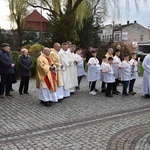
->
[0, 77, 150, 150]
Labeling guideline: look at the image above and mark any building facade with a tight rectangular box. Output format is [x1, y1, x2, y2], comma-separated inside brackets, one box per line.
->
[98, 21, 150, 52]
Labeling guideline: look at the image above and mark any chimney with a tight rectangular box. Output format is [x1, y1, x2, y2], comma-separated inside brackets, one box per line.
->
[119, 24, 121, 26]
[127, 21, 129, 25]
[134, 20, 137, 23]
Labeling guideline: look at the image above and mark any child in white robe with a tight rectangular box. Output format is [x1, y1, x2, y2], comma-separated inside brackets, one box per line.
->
[129, 53, 139, 95]
[120, 54, 131, 96]
[103, 57, 115, 97]
[87, 50, 101, 95]
[101, 56, 107, 93]
[112, 49, 121, 94]
[75, 48, 85, 90]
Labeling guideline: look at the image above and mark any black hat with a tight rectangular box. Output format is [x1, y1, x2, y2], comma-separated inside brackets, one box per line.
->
[1, 43, 9, 48]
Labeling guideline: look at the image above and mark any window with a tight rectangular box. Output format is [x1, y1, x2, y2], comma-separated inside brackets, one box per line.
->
[140, 35, 143, 41]
[117, 34, 120, 41]
[107, 35, 109, 41]
[114, 34, 117, 41]
[132, 26, 135, 30]
[137, 27, 140, 31]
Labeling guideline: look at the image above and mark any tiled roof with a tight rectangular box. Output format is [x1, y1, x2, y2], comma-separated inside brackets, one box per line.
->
[25, 10, 48, 22]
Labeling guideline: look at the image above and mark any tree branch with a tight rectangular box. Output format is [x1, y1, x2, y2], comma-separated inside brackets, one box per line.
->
[71, 0, 84, 13]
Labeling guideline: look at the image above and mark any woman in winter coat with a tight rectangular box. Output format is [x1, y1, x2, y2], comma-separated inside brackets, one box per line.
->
[18, 48, 33, 94]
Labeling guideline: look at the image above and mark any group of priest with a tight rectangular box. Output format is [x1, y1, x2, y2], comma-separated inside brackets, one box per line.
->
[36, 41, 85, 107]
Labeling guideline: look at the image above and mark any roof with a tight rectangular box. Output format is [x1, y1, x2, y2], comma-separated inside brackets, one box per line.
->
[25, 10, 48, 22]
[114, 23, 133, 31]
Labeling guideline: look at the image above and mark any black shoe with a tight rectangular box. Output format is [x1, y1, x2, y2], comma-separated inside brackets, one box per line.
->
[94, 89, 99, 92]
[144, 94, 150, 98]
[24, 92, 29, 94]
[58, 98, 64, 102]
[112, 91, 119, 95]
[101, 89, 106, 93]
[41, 101, 51, 107]
[116, 91, 121, 94]
[43, 102, 51, 107]
[19, 93, 23, 95]
[70, 92, 74, 95]
[122, 94, 128, 96]
[0, 95, 5, 98]
[10, 89, 14, 91]
[106, 94, 113, 97]
[6, 94, 13, 97]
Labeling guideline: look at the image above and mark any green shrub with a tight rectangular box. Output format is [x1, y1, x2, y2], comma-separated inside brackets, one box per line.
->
[11, 51, 19, 77]
[22, 44, 32, 51]
[31, 58, 37, 77]
[137, 54, 146, 62]
[29, 44, 44, 58]
[138, 62, 144, 77]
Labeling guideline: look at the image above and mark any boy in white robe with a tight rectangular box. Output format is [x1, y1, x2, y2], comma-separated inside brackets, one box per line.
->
[141, 54, 150, 98]
[101, 56, 107, 93]
[87, 50, 101, 95]
[103, 57, 115, 97]
[129, 53, 139, 95]
[112, 49, 121, 94]
[120, 54, 131, 96]
[75, 48, 85, 90]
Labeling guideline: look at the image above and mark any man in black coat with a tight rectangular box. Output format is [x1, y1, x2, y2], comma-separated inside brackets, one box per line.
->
[0, 43, 15, 98]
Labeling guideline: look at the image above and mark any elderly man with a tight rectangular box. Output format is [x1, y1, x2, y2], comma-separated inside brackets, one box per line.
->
[141, 54, 150, 98]
[36, 47, 58, 107]
[0, 43, 15, 98]
[50, 43, 64, 100]
[58, 42, 72, 98]
[105, 48, 113, 59]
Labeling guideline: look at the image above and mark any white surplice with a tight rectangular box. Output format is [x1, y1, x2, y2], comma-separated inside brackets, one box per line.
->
[58, 49, 72, 97]
[141, 54, 150, 95]
[129, 59, 138, 80]
[66, 49, 78, 92]
[39, 82, 58, 102]
[75, 53, 85, 77]
[101, 62, 108, 81]
[120, 60, 131, 81]
[103, 64, 115, 83]
[112, 55, 121, 79]
[86, 57, 101, 82]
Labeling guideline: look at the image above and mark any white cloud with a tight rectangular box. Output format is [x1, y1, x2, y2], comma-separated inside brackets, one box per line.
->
[104, 0, 150, 28]
[0, 0, 10, 29]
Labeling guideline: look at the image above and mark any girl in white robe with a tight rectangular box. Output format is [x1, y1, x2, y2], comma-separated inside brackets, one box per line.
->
[86, 50, 101, 95]
[75, 48, 85, 90]
[141, 54, 150, 98]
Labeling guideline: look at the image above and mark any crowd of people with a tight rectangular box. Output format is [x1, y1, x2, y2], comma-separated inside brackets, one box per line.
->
[0, 42, 150, 106]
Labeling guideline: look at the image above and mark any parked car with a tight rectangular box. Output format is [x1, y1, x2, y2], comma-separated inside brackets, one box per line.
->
[136, 51, 147, 55]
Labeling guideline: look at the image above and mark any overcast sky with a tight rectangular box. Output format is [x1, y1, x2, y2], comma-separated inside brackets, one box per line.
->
[0, 0, 150, 30]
